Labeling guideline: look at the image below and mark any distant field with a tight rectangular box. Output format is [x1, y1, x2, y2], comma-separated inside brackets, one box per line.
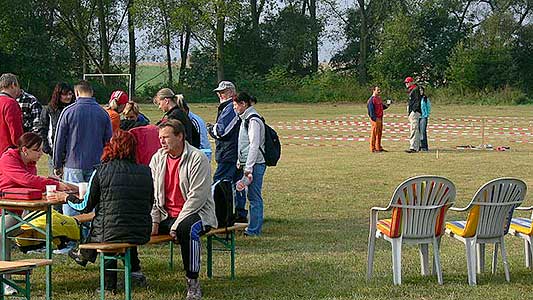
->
[134, 63, 174, 93]
[24, 103, 533, 299]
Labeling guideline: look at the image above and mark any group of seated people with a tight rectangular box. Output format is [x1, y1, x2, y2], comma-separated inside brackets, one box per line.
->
[1, 119, 215, 300]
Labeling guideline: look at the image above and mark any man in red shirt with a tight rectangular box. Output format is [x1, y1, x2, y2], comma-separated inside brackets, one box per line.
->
[149, 119, 217, 300]
[0, 73, 23, 153]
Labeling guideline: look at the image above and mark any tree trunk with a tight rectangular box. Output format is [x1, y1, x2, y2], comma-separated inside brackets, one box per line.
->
[358, 0, 368, 84]
[216, 1, 225, 82]
[127, 0, 136, 96]
[309, 0, 318, 72]
[165, 27, 173, 86]
[178, 25, 191, 85]
[97, 0, 110, 73]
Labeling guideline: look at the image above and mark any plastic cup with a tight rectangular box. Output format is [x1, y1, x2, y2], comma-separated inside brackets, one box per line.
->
[79, 182, 88, 199]
[46, 185, 57, 197]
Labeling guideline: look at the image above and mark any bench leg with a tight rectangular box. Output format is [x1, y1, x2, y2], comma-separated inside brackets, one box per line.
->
[124, 249, 131, 300]
[230, 232, 236, 280]
[25, 270, 31, 300]
[169, 241, 174, 270]
[100, 253, 105, 300]
[207, 236, 213, 278]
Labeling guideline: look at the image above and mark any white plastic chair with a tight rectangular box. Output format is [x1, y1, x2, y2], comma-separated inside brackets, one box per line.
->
[367, 176, 456, 285]
[445, 178, 526, 286]
[508, 204, 533, 269]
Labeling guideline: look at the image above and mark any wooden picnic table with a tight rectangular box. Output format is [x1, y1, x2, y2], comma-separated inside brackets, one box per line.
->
[0, 196, 64, 300]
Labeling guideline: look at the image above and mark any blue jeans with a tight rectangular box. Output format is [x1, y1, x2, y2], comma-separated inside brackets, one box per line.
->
[246, 163, 266, 236]
[62, 167, 94, 217]
[419, 117, 429, 150]
[213, 162, 247, 219]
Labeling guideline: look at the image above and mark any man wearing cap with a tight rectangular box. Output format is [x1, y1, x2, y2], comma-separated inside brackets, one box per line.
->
[207, 81, 247, 223]
[0, 73, 23, 154]
[404, 76, 422, 153]
[54, 80, 112, 217]
[106, 90, 129, 133]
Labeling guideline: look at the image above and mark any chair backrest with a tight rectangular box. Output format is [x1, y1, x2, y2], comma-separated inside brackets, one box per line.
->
[465, 178, 527, 239]
[388, 176, 456, 239]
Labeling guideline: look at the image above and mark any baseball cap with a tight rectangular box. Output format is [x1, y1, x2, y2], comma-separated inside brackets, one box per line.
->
[404, 77, 414, 83]
[213, 81, 236, 92]
[109, 90, 129, 105]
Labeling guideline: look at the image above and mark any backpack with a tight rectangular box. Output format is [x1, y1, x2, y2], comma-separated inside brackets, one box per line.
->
[212, 179, 235, 228]
[244, 114, 281, 167]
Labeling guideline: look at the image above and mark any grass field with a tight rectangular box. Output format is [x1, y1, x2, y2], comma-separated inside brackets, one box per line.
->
[15, 103, 533, 299]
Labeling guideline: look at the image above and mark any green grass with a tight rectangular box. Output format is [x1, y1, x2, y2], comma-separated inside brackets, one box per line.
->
[17, 103, 533, 299]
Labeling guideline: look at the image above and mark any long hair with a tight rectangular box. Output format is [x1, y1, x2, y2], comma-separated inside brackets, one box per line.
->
[49, 82, 73, 111]
[101, 130, 137, 163]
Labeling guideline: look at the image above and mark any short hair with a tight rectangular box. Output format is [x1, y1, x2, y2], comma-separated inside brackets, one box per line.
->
[101, 130, 136, 163]
[158, 119, 185, 137]
[234, 91, 256, 106]
[123, 101, 140, 116]
[0, 73, 19, 90]
[153, 88, 176, 105]
[74, 80, 93, 95]
[175, 94, 190, 113]
[18, 132, 42, 151]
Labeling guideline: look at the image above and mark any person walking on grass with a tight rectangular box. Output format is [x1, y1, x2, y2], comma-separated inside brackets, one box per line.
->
[149, 119, 216, 300]
[404, 76, 422, 153]
[419, 86, 431, 152]
[367, 86, 389, 153]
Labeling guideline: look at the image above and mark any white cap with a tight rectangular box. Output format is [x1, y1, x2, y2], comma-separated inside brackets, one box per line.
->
[213, 81, 236, 92]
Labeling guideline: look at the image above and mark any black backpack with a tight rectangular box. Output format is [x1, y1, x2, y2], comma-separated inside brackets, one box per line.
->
[244, 114, 281, 167]
[212, 179, 235, 228]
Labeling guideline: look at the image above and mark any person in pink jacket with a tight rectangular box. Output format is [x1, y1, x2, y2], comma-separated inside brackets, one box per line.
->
[0, 132, 71, 295]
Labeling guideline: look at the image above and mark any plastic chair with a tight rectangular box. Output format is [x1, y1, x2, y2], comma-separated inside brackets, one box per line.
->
[508, 202, 533, 269]
[367, 176, 456, 285]
[445, 178, 526, 286]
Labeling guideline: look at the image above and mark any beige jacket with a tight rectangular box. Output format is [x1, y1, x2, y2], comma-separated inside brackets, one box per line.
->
[149, 142, 217, 231]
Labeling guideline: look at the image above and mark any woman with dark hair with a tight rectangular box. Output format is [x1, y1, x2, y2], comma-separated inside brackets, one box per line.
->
[51, 130, 154, 292]
[0, 132, 71, 295]
[38, 82, 74, 174]
[232, 92, 267, 236]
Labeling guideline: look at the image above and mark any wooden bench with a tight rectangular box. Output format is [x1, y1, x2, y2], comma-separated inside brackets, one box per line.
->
[0, 259, 52, 300]
[78, 243, 136, 300]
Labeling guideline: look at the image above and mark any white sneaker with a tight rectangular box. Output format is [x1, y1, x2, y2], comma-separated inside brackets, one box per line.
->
[4, 285, 17, 295]
[53, 247, 71, 255]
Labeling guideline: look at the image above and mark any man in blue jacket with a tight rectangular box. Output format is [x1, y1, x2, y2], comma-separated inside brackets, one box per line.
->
[53, 80, 112, 217]
[207, 81, 247, 223]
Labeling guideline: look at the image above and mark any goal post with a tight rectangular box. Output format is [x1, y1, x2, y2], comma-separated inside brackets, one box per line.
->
[83, 73, 132, 101]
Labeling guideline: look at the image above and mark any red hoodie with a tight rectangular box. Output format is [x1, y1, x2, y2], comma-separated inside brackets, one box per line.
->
[0, 93, 23, 153]
[129, 125, 161, 165]
[0, 148, 58, 192]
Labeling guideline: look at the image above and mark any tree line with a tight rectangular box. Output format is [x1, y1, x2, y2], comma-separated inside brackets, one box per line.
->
[0, 0, 531, 103]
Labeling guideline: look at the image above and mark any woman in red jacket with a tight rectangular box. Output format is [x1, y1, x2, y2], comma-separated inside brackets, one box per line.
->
[0, 132, 70, 295]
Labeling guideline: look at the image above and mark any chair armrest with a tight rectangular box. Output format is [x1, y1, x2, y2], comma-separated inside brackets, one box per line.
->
[370, 206, 389, 212]
[515, 206, 533, 211]
[449, 206, 469, 212]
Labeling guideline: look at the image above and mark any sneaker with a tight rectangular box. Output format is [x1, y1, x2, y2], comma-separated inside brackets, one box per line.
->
[379, 149, 388, 152]
[68, 247, 88, 267]
[4, 285, 17, 296]
[129, 271, 148, 287]
[53, 247, 71, 255]
[405, 149, 417, 153]
[234, 216, 248, 224]
[186, 278, 202, 300]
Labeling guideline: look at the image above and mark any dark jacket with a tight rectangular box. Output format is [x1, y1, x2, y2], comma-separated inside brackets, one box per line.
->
[208, 100, 240, 163]
[119, 113, 150, 131]
[38, 103, 69, 155]
[161, 106, 200, 148]
[408, 85, 422, 115]
[67, 159, 154, 244]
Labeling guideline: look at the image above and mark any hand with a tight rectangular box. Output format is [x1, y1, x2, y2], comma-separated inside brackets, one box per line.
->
[47, 191, 67, 202]
[151, 223, 159, 236]
[54, 168, 63, 178]
[170, 230, 177, 240]
[244, 172, 253, 183]
[57, 182, 72, 191]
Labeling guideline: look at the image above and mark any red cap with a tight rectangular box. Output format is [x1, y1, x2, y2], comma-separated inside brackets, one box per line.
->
[404, 77, 414, 83]
[109, 90, 129, 105]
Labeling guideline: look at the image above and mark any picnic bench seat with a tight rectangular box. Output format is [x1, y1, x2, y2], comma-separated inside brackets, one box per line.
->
[0, 259, 52, 300]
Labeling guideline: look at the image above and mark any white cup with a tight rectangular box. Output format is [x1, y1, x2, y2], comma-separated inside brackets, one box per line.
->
[46, 185, 57, 197]
[79, 182, 88, 199]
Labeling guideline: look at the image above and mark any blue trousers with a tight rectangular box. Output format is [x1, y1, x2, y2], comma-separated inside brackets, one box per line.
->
[213, 162, 247, 219]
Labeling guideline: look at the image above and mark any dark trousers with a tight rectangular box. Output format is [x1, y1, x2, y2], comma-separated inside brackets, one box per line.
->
[160, 213, 205, 279]
[214, 162, 247, 218]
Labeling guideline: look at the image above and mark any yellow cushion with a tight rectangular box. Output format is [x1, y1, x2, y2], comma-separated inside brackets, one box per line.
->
[510, 218, 533, 235]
